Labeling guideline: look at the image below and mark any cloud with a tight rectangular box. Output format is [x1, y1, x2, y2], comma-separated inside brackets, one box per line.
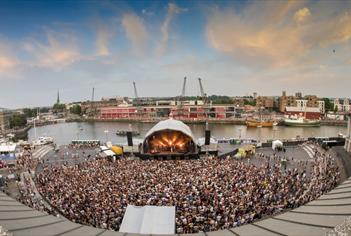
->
[0, 42, 18, 74]
[121, 14, 148, 54]
[142, 9, 154, 16]
[96, 24, 115, 56]
[0, 56, 16, 72]
[24, 30, 81, 69]
[294, 7, 311, 23]
[206, 0, 351, 68]
[156, 3, 188, 55]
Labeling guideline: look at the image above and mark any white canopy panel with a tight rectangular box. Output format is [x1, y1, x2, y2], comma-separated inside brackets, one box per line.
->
[120, 205, 175, 235]
[0, 144, 16, 153]
[272, 140, 283, 150]
[144, 119, 195, 142]
[103, 150, 115, 156]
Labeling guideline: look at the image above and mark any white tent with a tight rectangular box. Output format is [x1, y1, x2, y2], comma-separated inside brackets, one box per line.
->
[120, 205, 175, 235]
[103, 150, 115, 157]
[272, 140, 283, 150]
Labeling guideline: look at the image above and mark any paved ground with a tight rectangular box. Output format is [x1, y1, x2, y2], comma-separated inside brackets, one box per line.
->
[0, 144, 349, 236]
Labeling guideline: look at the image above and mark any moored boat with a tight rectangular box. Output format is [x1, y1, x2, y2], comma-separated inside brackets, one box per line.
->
[246, 119, 274, 127]
[284, 117, 320, 127]
[116, 130, 140, 136]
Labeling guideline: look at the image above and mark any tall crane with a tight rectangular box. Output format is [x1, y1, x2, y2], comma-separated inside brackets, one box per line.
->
[198, 78, 206, 100]
[89, 87, 96, 117]
[133, 81, 138, 99]
[133, 81, 142, 118]
[181, 77, 187, 98]
[198, 78, 209, 119]
[176, 77, 187, 118]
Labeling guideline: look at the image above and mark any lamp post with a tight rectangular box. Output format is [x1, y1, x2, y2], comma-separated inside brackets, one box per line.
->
[104, 130, 109, 144]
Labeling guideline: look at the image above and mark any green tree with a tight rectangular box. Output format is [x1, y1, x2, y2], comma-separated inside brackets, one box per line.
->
[334, 105, 338, 113]
[53, 103, 66, 112]
[22, 108, 37, 118]
[244, 99, 256, 106]
[10, 113, 27, 128]
[70, 104, 82, 115]
[322, 98, 333, 112]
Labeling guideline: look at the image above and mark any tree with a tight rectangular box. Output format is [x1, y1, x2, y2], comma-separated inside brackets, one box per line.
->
[9, 113, 27, 128]
[244, 99, 256, 106]
[22, 108, 37, 118]
[70, 104, 82, 115]
[322, 98, 333, 112]
[334, 105, 338, 113]
[53, 103, 66, 112]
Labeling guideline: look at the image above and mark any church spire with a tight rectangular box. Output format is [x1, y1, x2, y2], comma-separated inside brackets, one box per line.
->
[57, 90, 60, 104]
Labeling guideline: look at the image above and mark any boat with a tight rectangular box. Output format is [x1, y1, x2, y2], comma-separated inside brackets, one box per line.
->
[284, 117, 320, 127]
[32, 136, 54, 146]
[116, 130, 140, 136]
[246, 119, 274, 127]
[246, 105, 275, 128]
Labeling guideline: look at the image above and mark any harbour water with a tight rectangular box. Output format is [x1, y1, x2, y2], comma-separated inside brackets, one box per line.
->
[27, 122, 347, 146]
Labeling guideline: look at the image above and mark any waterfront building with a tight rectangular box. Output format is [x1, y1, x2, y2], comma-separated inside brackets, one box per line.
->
[295, 92, 302, 98]
[285, 106, 321, 119]
[305, 95, 319, 108]
[99, 103, 243, 120]
[296, 99, 325, 114]
[333, 98, 350, 113]
[343, 98, 350, 112]
[255, 96, 274, 110]
[279, 92, 296, 112]
[296, 99, 308, 109]
[0, 108, 11, 133]
[318, 100, 325, 114]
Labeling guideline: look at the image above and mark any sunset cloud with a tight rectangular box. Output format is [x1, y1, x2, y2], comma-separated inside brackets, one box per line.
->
[294, 7, 311, 23]
[24, 30, 81, 69]
[206, 1, 351, 68]
[122, 14, 148, 54]
[96, 24, 115, 56]
[0, 42, 18, 74]
[156, 3, 187, 55]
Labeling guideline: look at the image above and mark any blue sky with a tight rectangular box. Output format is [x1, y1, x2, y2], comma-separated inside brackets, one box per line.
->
[0, 0, 351, 108]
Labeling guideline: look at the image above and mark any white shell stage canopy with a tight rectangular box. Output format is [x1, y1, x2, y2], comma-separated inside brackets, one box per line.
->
[144, 119, 196, 142]
[143, 119, 197, 154]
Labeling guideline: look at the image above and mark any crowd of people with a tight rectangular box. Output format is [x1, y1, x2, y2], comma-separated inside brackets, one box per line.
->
[35, 145, 340, 233]
[68, 141, 100, 149]
[17, 173, 55, 214]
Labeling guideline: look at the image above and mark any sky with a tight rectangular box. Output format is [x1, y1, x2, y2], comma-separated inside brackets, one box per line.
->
[0, 0, 351, 108]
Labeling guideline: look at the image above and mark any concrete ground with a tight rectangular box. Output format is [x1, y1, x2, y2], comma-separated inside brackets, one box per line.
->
[0, 144, 349, 236]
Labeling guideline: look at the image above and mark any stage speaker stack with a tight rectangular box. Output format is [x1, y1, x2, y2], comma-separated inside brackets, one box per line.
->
[127, 132, 133, 146]
[205, 130, 211, 145]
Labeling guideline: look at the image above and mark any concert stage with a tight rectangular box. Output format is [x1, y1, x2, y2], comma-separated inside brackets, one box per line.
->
[140, 119, 199, 159]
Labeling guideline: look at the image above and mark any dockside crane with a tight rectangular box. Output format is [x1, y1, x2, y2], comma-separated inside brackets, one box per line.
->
[198, 78, 209, 119]
[176, 77, 187, 118]
[133, 81, 142, 118]
[89, 87, 96, 117]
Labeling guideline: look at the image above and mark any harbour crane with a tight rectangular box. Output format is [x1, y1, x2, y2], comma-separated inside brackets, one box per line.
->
[133, 81, 139, 99]
[198, 78, 209, 118]
[89, 87, 96, 117]
[133, 81, 142, 118]
[176, 77, 187, 118]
